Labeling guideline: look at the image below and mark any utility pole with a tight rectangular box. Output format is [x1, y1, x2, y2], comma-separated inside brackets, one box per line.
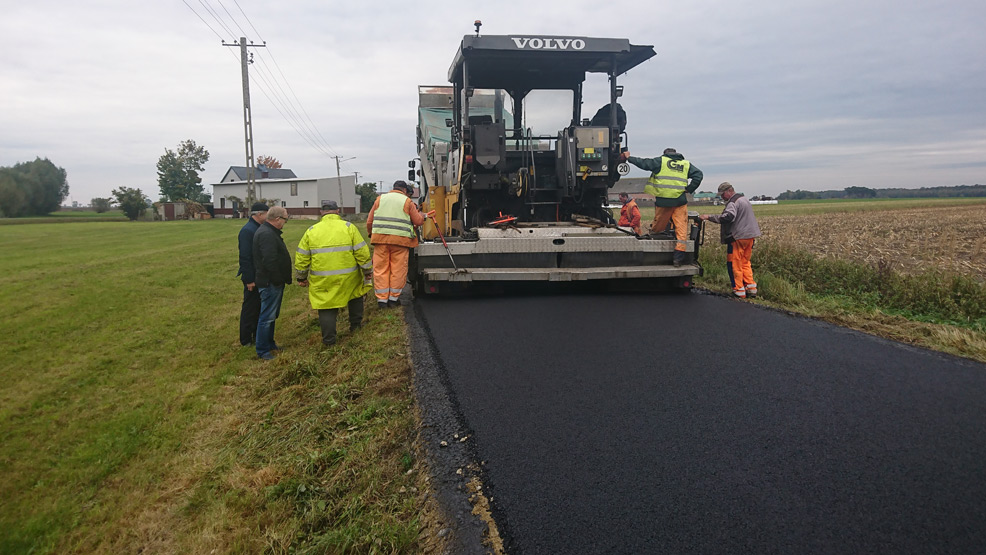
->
[223, 37, 266, 206]
[332, 155, 355, 212]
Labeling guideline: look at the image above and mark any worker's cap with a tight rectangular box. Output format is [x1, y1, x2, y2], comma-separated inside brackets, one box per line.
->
[250, 202, 269, 212]
[718, 182, 734, 194]
[320, 200, 339, 210]
[663, 147, 677, 155]
[392, 180, 412, 193]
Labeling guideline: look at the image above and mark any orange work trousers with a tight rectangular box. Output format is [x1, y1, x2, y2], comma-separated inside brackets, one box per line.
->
[651, 205, 689, 252]
[372, 244, 410, 304]
[727, 238, 757, 296]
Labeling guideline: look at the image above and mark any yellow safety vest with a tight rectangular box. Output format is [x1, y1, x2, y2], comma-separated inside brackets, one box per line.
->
[294, 214, 372, 309]
[644, 157, 691, 199]
[372, 192, 414, 238]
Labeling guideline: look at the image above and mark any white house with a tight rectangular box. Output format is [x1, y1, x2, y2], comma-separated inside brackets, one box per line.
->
[211, 166, 359, 218]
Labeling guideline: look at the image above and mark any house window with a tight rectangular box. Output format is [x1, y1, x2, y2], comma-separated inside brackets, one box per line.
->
[303, 201, 309, 207]
[281, 201, 286, 208]
[290, 183, 298, 196]
[220, 198, 226, 209]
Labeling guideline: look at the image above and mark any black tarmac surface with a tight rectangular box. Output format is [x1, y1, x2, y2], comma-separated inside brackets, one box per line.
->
[408, 290, 986, 554]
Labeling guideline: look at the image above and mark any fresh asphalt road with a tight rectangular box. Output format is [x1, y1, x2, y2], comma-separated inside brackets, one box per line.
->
[412, 291, 986, 554]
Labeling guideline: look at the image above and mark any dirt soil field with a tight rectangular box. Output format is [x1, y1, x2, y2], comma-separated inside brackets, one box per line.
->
[758, 204, 986, 279]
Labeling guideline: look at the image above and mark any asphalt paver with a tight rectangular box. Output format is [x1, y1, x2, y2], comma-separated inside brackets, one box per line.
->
[411, 291, 986, 554]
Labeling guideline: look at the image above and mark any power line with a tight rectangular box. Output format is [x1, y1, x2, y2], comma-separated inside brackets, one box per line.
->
[251, 52, 338, 157]
[255, 48, 339, 156]
[196, 0, 236, 39]
[232, 0, 264, 42]
[185, 0, 342, 163]
[181, 0, 226, 42]
[215, 0, 249, 38]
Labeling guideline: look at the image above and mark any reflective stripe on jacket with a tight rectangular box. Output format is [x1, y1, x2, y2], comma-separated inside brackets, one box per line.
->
[294, 214, 372, 309]
[372, 192, 414, 238]
[644, 156, 691, 199]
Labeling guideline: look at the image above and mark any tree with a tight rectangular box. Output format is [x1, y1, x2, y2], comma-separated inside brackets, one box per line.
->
[157, 140, 210, 203]
[112, 187, 150, 221]
[844, 186, 876, 199]
[0, 168, 28, 217]
[256, 155, 282, 169]
[355, 182, 379, 212]
[777, 189, 819, 200]
[0, 158, 69, 217]
[91, 197, 112, 213]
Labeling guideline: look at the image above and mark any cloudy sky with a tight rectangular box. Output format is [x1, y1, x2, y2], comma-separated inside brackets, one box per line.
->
[2, 0, 984, 204]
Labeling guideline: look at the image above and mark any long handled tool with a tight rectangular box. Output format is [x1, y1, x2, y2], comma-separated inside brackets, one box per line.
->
[426, 210, 460, 272]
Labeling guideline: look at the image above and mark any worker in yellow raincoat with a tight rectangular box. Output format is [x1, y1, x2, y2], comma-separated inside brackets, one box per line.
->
[295, 200, 373, 346]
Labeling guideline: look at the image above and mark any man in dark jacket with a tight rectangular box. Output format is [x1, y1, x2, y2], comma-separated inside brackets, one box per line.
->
[623, 147, 703, 266]
[237, 202, 268, 345]
[253, 206, 293, 360]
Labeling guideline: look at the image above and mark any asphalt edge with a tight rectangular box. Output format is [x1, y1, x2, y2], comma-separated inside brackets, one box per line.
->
[403, 298, 505, 554]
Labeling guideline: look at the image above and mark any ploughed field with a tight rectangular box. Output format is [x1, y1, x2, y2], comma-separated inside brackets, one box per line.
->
[758, 204, 986, 280]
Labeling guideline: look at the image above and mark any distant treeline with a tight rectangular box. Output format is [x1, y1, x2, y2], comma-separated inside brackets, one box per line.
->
[778, 184, 986, 200]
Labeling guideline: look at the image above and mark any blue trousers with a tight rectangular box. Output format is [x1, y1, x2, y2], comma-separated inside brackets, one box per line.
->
[256, 284, 284, 357]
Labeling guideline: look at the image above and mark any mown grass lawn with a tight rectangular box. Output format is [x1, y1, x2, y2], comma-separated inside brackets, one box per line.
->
[0, 219, 423, 553]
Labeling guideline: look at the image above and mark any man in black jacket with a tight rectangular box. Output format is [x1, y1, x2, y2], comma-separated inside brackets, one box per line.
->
[237, 202, 268, 345]
[253, 206, 292, 360]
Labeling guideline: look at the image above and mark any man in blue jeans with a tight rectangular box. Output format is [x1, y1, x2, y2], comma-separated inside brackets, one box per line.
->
[252, 206, 292, 360]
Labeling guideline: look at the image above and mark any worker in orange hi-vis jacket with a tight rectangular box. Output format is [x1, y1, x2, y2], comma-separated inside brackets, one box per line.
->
[700, 182, 762, 299]
[366, 180, 426, 309]
[617, 191, 642, 235]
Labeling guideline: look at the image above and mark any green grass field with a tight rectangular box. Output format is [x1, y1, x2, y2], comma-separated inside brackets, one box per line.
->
[0, 219, 422, 553]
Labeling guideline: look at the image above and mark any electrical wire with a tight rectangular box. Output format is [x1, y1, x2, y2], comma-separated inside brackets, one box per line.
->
[183, 0, 343, 162]
[181, 0, 225, 42]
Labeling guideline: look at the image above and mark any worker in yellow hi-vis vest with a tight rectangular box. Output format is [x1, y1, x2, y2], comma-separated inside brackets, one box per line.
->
[623, 147, 704, 266]
[294, 200, 373, 346]
[366, 180, 426, 309]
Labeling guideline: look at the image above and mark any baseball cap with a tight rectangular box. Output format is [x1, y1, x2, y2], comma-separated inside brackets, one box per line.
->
[321, 200, 339, 210]
[718, 182, 733, 194]
[250, 202, 269, 212]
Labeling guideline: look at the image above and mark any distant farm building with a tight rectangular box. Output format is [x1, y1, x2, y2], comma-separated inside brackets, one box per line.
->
[211, 165, 359, 218]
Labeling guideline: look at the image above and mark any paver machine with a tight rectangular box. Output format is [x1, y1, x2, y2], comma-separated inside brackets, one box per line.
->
[409, 27, 703, 294]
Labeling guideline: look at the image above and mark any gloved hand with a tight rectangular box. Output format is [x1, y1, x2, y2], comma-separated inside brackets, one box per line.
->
[619, 150, 630, 162]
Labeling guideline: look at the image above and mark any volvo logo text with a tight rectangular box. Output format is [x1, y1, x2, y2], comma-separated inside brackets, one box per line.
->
[510, 37, 586, 50]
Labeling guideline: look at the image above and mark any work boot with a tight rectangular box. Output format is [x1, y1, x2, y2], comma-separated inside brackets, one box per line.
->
[350, 323, 362, 333]
[389, 300, 400, 308]
[747, 287, 758, 298]
[378, 301, 389, 310]
[673, 251, 685, 267]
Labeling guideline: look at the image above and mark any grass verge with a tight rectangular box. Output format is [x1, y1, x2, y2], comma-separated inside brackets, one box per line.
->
[0, 219, 425, 553]
[697, 240, 986, 363]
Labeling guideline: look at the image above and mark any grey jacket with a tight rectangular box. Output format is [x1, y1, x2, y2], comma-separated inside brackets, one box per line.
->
[708, 193, 761, 244]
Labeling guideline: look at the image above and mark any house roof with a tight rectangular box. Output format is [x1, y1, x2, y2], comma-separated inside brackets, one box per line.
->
[226, 166, 297, 180]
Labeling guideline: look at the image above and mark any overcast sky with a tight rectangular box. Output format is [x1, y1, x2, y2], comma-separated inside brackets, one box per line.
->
[2, 0, 984, 204]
